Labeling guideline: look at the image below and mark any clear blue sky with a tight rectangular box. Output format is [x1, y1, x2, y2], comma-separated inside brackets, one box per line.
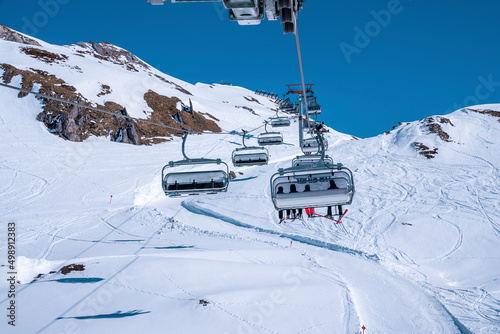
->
[1, 0, 499, 138]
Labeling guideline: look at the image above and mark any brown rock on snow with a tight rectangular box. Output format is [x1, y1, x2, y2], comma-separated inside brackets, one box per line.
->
[60, 264, 85, 275]
[0, 25, 220, 145]
[0, 24, 41, 46]
[0, 63, 220, 145]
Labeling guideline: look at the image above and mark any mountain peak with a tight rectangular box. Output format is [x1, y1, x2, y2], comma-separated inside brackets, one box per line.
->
[0, 24, 42, 46]
[0, 24, 283, 146]
[74, 40, 151, 72]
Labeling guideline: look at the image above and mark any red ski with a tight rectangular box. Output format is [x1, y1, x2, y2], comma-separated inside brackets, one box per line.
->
[313, 209, 348, 224]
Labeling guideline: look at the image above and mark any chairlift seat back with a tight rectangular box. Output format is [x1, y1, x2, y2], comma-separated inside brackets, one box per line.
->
[271, 167, 354, 210]
[163, 170, 228, 195]
[162, 159, 229, 196]
[271, 117, 290, 127]
[307, 101, 322, 115]
[292, 155, 333, 168]
[301, 138, 328, 154]
[307, 105, 322, 116]
[258, 132, 283, 145]
[302, 120, 318, 128]
[232, 146, 269, 167]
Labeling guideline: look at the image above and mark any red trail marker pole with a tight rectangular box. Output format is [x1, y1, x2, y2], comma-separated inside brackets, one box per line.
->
[110, 195, 113, 204]
[362, 325, 366, 334]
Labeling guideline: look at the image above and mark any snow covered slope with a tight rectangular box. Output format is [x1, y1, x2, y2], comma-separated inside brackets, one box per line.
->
[0, 24, 288, 144]
[1, 26, 500, 334]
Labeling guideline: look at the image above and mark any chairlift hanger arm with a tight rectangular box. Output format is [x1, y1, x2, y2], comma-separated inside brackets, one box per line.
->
[181, 132, 191, 160]
[241, 129, 248, 148]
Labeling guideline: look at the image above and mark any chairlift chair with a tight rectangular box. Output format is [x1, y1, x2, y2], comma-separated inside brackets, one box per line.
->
[232, 147, 269, 166]
[270, 164, 355, 210]
[162, 132, 229, 196]
[292, 155, 333, 168]
[232, 130, 269, 167]
[279, 101, 295, 113]
[303, 119, 318, 130]
[288, 104, 299, 114]
[279, 105, 289, 112]
[258, 132, 284, 145]
[271, 116, 291, 127]
[307, 98, 322, 116]
[258, 121, 283, 145]
[301, 137, 328, 155]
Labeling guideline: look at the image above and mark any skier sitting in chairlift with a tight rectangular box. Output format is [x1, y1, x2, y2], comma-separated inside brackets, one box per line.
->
[327, 180, 340, 218]
[278, 186, 285, 223]
[289, 184, 302, 219]
[304, 185, 315, 218]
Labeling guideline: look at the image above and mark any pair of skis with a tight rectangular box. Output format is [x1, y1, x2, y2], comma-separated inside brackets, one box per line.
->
[312, 209, 348, 225]
[279, 209, 348, 225]
[279, 216, 304, 224]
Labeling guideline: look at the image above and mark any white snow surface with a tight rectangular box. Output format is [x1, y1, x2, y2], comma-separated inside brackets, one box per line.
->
[0, 35, 500, 334]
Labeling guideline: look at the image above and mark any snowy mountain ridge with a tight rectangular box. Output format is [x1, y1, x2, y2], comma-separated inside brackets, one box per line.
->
[0, 25, 499, 334]
[380, 106, 500, 162]
[0, 23, 285, 145]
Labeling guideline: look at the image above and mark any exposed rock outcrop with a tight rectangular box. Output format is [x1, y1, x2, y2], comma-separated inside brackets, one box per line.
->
[467, 108, 500, 123]
[420, 116, 454, 142]
[75, 41, 151, 71]
[0, 24, 41, 46]
[0, 24, 221, 145]
[21, 47, 68, 64]
[413, 142, 439, 159]
[0, 64, 220, 145]
[144, 90, 221, 135]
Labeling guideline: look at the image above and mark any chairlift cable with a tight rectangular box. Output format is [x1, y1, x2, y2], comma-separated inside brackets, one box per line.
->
[292, 11, 312, 130]
[0, 82, 190, 133]
[242, 123, 266, 135]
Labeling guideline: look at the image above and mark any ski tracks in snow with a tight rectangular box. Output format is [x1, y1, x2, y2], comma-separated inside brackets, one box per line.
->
[181, 200, 378, 261]
[33, 207, 176, 333]
[445, 147, 500, 238]
[430, 286, 500, 333]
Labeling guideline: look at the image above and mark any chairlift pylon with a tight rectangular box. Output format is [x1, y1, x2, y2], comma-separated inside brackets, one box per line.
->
[162, 132, 229, 196]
